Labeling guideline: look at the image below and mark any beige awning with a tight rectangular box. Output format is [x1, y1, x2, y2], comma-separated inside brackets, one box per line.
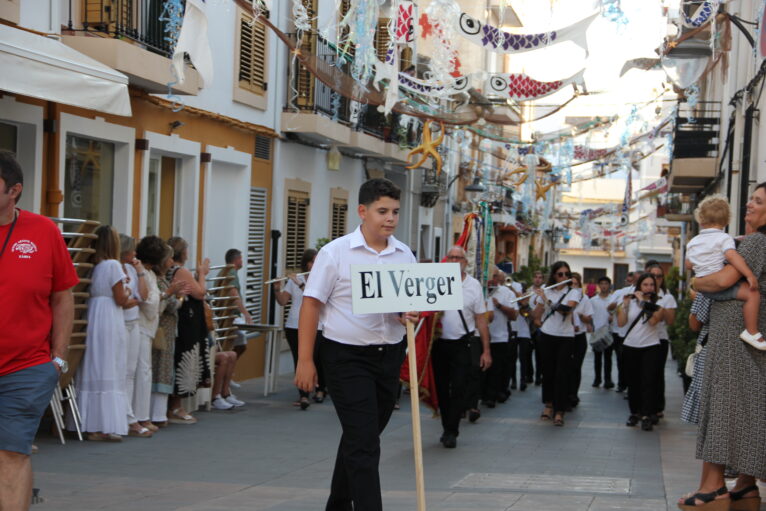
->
[0, 25, 131, 116]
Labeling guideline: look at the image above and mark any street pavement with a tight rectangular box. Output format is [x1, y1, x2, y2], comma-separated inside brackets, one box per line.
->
[31, 350, 766, 510]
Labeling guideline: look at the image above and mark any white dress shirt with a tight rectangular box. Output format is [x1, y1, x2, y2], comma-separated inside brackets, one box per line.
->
[487, 285, 517, 343]
[440, 275, 486, 340]
[686, 228, 736, 277]
[284, 275, 306, 330]
[656, 289, 677, 340]
[573, 296, 593, 334]
[622, 300, 662, 348]
[588, 293, 613, 332]
[610, 286, 635, 335]
[539, 287, 582, 338]
[303, 226, 416, 346]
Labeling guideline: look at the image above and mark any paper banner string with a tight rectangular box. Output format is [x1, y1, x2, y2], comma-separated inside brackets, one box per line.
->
[396, 1, 416, 45]
[457, 12, 597, 56]
[486, 69, 585, 102]
[423, 0, 461, 83]
[160, 0, 185, 111]
[681, 0, 720, 28]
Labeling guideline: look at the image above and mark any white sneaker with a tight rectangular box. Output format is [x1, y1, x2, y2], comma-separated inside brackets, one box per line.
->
[212, 396, 234, 410]
[224, 394, 245, 407]
[229, 380, 241, 389]
[739, 330, 766, 350]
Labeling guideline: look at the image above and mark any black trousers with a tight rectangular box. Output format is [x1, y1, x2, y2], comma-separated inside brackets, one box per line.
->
[622, 343, 664, 418]
[568, 333, 588, 402]
[531, 330, 543, 382]
[657, 339, 669, 412]
[593, 344, 615, 384]
[482, 342, 510, 402]
[508, 336, 532, 387]
[538, 333, 574, 413]
[432, 337, 472, 435]
[466, 337, 482, 410]
[285, 328, 326, 398]
[320, 337, 406, 511]
[612, 333, 627, 389]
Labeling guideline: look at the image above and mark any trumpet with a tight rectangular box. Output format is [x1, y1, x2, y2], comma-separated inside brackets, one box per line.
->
[509, 279, 572, 304]
[264, 272, 310, 285]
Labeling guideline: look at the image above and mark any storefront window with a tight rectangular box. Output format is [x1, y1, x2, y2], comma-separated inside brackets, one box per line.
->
[64, 135, 115, 224]
[0, 122, 17, 152]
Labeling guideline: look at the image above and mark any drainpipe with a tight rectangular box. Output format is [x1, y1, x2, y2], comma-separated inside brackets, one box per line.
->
[740, 105, 755, 234]
[268, 229, 281, 325]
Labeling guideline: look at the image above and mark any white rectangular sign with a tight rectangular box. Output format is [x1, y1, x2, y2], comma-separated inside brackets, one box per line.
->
[350, 263, 464, 314]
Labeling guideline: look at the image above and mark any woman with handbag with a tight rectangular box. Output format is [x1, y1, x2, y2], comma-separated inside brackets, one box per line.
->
[532, 261, 581, 427]
[616, 273, 665, 432]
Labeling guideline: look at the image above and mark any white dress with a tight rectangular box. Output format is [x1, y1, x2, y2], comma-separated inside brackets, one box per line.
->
[75, 259, 129, 435]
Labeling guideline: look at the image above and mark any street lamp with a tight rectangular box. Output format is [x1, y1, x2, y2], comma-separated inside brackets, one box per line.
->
[464, 176, 486, 202]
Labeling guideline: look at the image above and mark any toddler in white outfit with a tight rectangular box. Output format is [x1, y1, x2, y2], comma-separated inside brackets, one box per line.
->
[685, 195, 765, 350]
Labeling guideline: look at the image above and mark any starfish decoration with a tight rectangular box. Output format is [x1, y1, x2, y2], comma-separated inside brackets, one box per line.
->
[419, 13, 433, 39]
[535, 177, 555, 201]
[406, 120, 445, 173]
[507, 168, 528, 187]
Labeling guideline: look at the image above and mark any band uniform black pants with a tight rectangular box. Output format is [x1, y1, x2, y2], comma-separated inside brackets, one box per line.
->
[285, 328, 326, 398]
[593, 343, 615, 384]
[568, 333, 588, 403]
[622, 343, 664, 418]
[320, 337, 405, 511]
[538, 333, 574, 413]
[657, 338, 669, 412]
[432, 337, 472, 436]
[482, 342, 510, 402]
[612, 333, 627, 389]
[508, 336, 532, 387]
[532, 330, 543, 383]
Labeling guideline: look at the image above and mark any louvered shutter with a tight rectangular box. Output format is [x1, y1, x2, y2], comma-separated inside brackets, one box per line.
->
[239, 13, 268, 95]
[295, 0, 318, 109]
[245, 187, 268, 320]
[285, 190, 310, 272]
[331, 198, 348, 240]
[374, 18, 392, 62]
[338, 0, 355, 59]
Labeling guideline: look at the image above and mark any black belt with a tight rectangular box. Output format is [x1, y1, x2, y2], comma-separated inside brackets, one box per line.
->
[322, 337, 404, 353]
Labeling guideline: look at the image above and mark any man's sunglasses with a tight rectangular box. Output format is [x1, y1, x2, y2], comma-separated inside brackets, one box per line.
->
[556, 271, 572, 277]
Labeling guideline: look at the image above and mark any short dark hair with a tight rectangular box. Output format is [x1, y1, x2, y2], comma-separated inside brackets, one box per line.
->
[225, 248, 242, 264]
[358, 178, 400, 206]
[136, 235, 168, 267]
[0, 150, 23, 202]
[598, 276, 611, 284]
[300, 248, 317, 272]
[644, 259, 660, 270]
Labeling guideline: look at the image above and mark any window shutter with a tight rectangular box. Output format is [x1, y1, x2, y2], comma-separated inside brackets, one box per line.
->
[245, 187, 268, 320]
[285, 190, 310, 272]
[374, 18, 392, 63]
[295, 0, 318, 109]
[239, 13, 268, 95]
[254, 135, 272, 161]
[331, 198, 348, 240]
[338, 0, 355, 59]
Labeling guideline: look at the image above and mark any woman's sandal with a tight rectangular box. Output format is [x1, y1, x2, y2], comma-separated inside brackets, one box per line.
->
[168, 408, 197, 424]
[128, 426, 153, 438]
[677, 486, 730, 510]
[140, 421, 159, 432]
[730, 485, 761, 511]
[553, 414, 565, 427]
[313, 391, 326, 403]
[87, 433, 122, 442]
[299, 397, 310, 410]
[540, 407, 553, 420]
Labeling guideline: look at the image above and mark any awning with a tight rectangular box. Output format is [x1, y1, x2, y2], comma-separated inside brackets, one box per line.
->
[0, 25, 131, 116]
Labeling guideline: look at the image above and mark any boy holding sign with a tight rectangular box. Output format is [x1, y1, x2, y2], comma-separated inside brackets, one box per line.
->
[295, 178, 418, 511]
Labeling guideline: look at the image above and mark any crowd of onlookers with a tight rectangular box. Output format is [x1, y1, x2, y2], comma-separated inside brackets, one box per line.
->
[70, 228, 251, 441]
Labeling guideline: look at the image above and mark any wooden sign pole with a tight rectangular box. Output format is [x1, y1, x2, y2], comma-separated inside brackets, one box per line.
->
[406, 320, 427, 511]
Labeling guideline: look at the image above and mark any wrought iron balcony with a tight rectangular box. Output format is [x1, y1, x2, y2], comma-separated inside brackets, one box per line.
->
[672, 101, 721, 159]
[657, 193, 694, 222]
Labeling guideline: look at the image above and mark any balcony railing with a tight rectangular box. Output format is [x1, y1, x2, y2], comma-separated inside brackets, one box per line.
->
[76, 0, 176, 58]
[672, 101, 721, 160]
[657, 193, 694, 221]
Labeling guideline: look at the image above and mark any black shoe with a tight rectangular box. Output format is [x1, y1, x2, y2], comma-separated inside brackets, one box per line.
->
[626, 414, 639, 427]
[468, 409, 481, 423]
[641, 417, 653, 431]
[497, 390, 510, 403]
[510, 381, 517, 390]
[592, 380, 601, 388]
[616, 386, 626, 393]
[442, 433, 457, 448]
[534, 379, 542, 386]
[650, 414, 660, 425]
[525, 377, 534, 384]
[519, 382, 527, 391]
[604, 381, 615, 389]
[570, 396, 580, 408]
[484, 400, 496, 409]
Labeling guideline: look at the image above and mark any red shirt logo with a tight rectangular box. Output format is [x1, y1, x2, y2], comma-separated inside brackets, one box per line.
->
[12, 239, 38, 259]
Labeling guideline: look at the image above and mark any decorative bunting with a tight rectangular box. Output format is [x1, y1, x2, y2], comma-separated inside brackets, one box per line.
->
[457, 12, 596, 56]
[395, 1, 416, 45]
[681, 0, 719, 28]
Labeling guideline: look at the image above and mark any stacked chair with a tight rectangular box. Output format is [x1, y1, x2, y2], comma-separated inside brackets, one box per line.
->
[47, 217, 100, 444]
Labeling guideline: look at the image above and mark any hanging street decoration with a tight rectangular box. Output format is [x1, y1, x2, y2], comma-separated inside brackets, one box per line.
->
[681, 0, 720, 28]
[535, 177, 555, 202]
[406, 121, 445, 172]
[485, 69, 585, 102]
[457, 11, 596, 56]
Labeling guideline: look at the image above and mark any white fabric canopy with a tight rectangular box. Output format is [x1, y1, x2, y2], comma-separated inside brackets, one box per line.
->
[0, 25, 131, 116]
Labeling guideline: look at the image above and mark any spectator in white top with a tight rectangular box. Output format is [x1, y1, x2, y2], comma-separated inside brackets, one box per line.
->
[589, 276, 615, 388]
[432, 246, 491, 448]
[617, 273, 665, 431]
[295, 178, 418, 511]
[481, 267, 517, 408]
[608, 271, 637, 392]
[568, 272, 593, 409]
[511, 286, 534, 391]
[531, 261, 581, 427]
[644, 262, 676, 419]
[504, 276, 526, 391]
[274, 248, 326, 409]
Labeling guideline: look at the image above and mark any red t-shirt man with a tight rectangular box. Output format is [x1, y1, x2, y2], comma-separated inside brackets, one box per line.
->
[0, 210, 79, 377]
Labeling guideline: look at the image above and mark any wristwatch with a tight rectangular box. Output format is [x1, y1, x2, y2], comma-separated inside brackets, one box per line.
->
[52, 357, 69, 374]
